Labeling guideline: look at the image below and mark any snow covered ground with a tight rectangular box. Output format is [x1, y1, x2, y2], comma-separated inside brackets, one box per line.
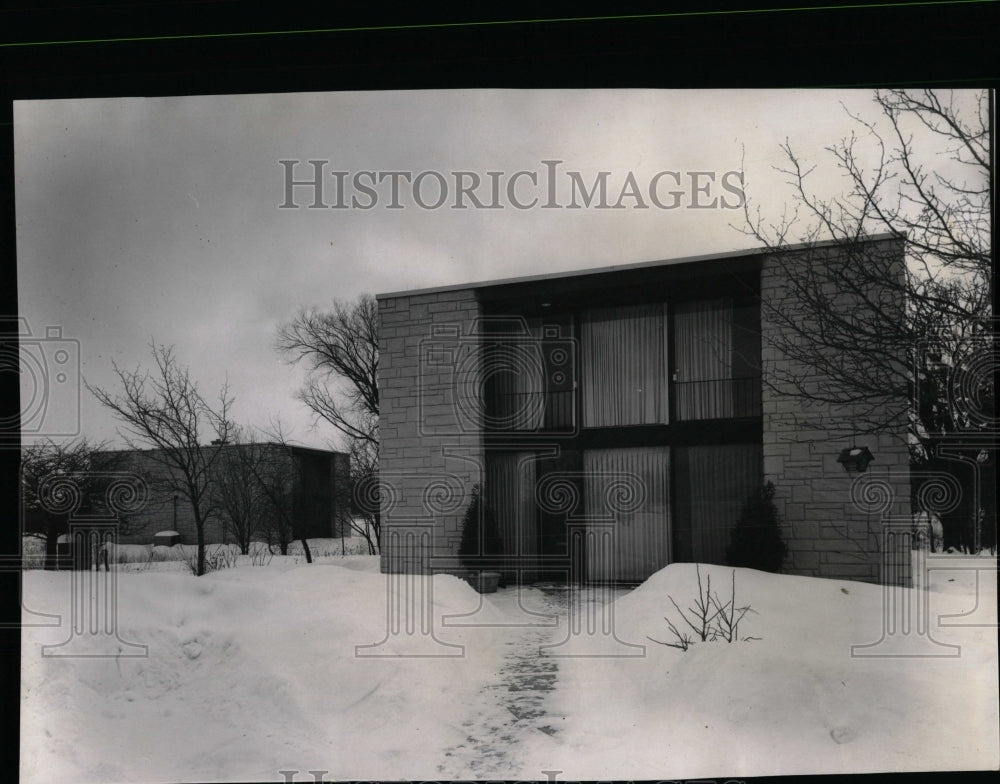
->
[20, 554, 998, 781]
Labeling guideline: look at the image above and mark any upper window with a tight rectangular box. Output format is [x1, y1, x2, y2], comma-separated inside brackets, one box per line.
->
[580, 303, 670, 427]
[484, 294, 760, 432]
[674, 298, 761, 420]
[484, 315, 574, 432]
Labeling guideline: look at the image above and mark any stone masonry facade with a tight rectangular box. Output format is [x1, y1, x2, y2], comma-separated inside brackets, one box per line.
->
[378, 288, 484, 573]
[760, 237, 911, 583]
[380, 236, 911, 584]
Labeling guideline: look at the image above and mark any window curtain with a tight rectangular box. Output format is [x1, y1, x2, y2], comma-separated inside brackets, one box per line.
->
[583, 446, 671, 582]
[488, 318, 545, 430]
[485, 451, 538, 569]
[674, 298, 734, 420]
[581, 304, 669, 427]
[673, 443, 762, 566]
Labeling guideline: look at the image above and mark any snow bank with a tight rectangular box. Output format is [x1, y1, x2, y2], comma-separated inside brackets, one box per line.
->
[20, 557, 998, 782]
[21, 559, 510, 782]
[548, 561, 999, 778]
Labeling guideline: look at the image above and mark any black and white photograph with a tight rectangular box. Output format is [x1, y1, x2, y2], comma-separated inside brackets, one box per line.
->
[5, 6, 998, 784]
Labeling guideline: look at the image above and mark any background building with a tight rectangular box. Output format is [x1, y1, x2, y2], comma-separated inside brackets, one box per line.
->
[112, 443, 352, 545]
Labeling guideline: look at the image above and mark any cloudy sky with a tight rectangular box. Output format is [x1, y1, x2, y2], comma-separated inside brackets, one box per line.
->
[14, 89, 966, 451]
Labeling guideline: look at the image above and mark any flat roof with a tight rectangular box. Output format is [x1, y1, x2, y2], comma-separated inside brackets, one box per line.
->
[376, 232, 901, 300]
[102, 443, 347, 458]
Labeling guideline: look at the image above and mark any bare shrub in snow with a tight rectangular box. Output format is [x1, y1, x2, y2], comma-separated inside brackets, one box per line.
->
[184, 544, 238, 575]
[88, 342, 234, 576]
[709, 570, 756, 643]
[649, 565, 757, 651]
[671, 564, 721, 642]
[650, 616, 694, 651]
[250, 543, 273, 567]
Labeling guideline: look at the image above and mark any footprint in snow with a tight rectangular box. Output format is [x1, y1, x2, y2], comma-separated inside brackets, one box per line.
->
[830, 726, 856, 744]
[182, 640, 203, 660]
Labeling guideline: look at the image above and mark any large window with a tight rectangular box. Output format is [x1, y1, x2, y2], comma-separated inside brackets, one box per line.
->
[484, 451, 538, 560]
[673, 443, 762, 565]
[484, 442, 760, 580]
[485, 316, 574, 432]
[580, 303, 670, 427]
[583, 446, 671, 582]
[674, 298, 761, 420]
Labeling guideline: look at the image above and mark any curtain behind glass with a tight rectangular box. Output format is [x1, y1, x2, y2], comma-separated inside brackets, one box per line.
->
[674, 298, 734, 420]
[673, 443, 762, 565]
[583, 446, 670, 582]
[485, 451, 538, 572]
[581, 304, 669, 427]
[488, 318, 545, 430]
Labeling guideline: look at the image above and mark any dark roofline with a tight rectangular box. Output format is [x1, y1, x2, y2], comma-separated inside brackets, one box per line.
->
[375, 232, 902, 300]
[101, 442, 348, 458]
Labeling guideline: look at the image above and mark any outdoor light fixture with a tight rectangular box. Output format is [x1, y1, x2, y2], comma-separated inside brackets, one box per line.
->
[837, 446, 875, 473]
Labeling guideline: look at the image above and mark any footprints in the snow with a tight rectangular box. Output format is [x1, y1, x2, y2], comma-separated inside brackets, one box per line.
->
[181, 640, 203, 660]
[830, 725, 857, 744]
[439, 590, 568, 776]
[499, 631, 559, 723]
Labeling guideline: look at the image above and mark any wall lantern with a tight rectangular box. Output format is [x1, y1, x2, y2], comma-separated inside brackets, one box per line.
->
[837, 446, 875, 473]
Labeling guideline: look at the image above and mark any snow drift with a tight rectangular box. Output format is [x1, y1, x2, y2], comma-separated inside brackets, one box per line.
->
[20, 556, 998, 781]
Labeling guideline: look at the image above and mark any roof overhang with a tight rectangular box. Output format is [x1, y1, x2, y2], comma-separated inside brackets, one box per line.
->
[375, 232, 902, 301]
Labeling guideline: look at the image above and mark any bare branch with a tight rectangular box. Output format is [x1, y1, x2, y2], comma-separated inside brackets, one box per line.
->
[87, 341, 233, 575]
[278, 294, 381, 553]
[737, 88, 992, 457]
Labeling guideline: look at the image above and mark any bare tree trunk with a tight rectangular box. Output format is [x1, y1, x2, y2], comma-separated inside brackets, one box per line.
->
[195, 517, 206, 576]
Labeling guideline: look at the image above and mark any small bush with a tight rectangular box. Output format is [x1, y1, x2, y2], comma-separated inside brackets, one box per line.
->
[250, 546, 273, 567]
[726, 481, 787, 573]
[649, 565, 757, 651]
[184, 544, 239, 575]
[458, 483, 505, 581]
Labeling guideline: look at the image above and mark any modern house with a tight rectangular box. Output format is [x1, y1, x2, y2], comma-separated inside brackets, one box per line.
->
[377, 235, 912, 585]
[108, 443, 352, 546]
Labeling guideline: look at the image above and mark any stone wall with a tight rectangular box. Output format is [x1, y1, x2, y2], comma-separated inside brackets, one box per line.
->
[378, 288, 484, 573]
[760, 237, 911, 583]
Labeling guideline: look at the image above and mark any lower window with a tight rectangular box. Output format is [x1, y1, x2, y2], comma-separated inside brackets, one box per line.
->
[672, 443, 763, 565]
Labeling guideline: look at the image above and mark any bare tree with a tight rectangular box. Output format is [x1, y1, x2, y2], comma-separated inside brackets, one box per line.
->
[210, 427, 268, 555]
[740, 89, 991, 449]
[20, 438, 146, 568]
[246, 424, 314, 563]
[347, 437, 380, 554]
[739, 88, 994, 550]
[88, 342, 233, 576]
[278, 294, 380, 552]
